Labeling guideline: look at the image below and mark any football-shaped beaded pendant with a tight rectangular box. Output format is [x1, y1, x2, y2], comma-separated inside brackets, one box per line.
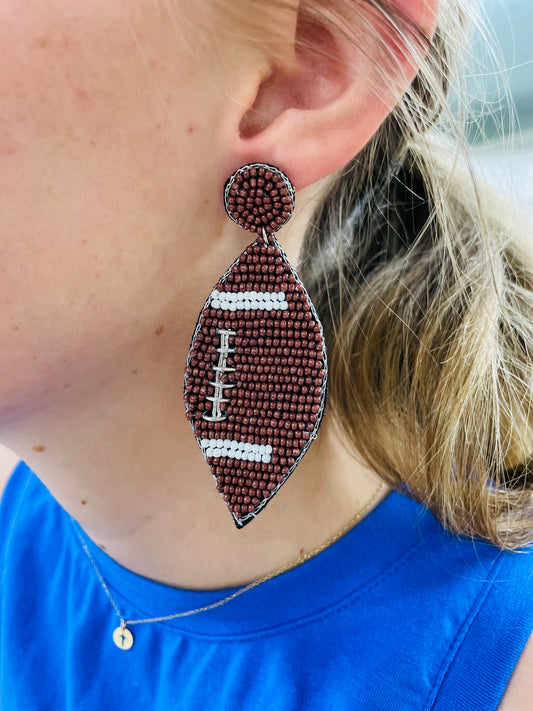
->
[183, 163, 328, 528]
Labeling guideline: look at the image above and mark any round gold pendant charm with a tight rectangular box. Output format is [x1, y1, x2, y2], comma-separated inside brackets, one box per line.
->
[113, 625, 134, 650]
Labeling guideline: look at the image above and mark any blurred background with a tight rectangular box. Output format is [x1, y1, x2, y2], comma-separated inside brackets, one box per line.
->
[1, 0, 532, 477]
[467, 0, 533, 212]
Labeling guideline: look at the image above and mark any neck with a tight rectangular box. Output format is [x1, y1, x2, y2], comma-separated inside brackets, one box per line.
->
[0, 337, 387, 591]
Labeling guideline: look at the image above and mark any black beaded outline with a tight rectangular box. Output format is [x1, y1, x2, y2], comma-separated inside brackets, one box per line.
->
[223, 162, 296, 234]
[183, 233, 328, 530]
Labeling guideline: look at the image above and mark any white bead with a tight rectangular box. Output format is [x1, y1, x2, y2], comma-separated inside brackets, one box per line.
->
[244, 442, 252, 452]
[265, 444, 272, 454]
[254, 453, 261, 462]
[223, 439, 231, 448]
[252, 443, 260, 453]
[250, 301, 259, 310]
[280, 301, 288, 310]
[261, 454, 271, 464]
[211, 299, 221, 309]
[229, 303, 237, 312]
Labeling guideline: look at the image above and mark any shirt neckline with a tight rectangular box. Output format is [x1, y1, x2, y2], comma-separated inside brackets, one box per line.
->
[68, 487, 436, 639]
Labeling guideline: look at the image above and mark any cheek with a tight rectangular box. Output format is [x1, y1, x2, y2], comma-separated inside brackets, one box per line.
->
[0, 1, 220, 412]
[0, 1, 206, 250]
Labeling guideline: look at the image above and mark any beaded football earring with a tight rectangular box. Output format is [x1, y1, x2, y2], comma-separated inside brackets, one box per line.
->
[183, 163, 328, 529]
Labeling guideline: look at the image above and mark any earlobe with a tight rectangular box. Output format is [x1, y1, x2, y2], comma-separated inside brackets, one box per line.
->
[233, 0, 438, 192]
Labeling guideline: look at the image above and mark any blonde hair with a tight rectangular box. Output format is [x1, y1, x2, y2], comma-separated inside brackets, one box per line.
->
[210, 0, 533, 549]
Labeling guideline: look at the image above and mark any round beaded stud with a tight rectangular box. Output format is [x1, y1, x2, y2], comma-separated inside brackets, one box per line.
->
[224, 163, 295, 234]
[183, 162, 328, 529]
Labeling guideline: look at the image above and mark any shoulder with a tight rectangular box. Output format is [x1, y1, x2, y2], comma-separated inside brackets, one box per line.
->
[498, 630, 533, 710]
[416, 528, 533, 710]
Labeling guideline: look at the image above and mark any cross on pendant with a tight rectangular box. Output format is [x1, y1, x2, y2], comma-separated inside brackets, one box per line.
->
[112, 624, 134, 650]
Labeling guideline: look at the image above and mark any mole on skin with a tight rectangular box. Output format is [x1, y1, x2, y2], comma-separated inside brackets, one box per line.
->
[81, 500, 87, 506]
[74, 87, 89, 102]
[32, 446, 46, 452]
[154, 326, 164, 336]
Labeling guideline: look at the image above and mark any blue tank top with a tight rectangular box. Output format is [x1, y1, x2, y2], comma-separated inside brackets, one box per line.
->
[1, 460, 532, 710]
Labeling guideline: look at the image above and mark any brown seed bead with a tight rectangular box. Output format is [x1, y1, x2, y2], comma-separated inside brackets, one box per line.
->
[225, 165, 294, 233]
[183, 199, 331, 517]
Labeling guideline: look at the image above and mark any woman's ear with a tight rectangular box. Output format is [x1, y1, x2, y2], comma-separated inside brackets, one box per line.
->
[224, 0, 438, 191]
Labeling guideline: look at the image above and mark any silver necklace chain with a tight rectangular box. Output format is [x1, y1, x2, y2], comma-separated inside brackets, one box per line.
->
[74, 481, 387, 650]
